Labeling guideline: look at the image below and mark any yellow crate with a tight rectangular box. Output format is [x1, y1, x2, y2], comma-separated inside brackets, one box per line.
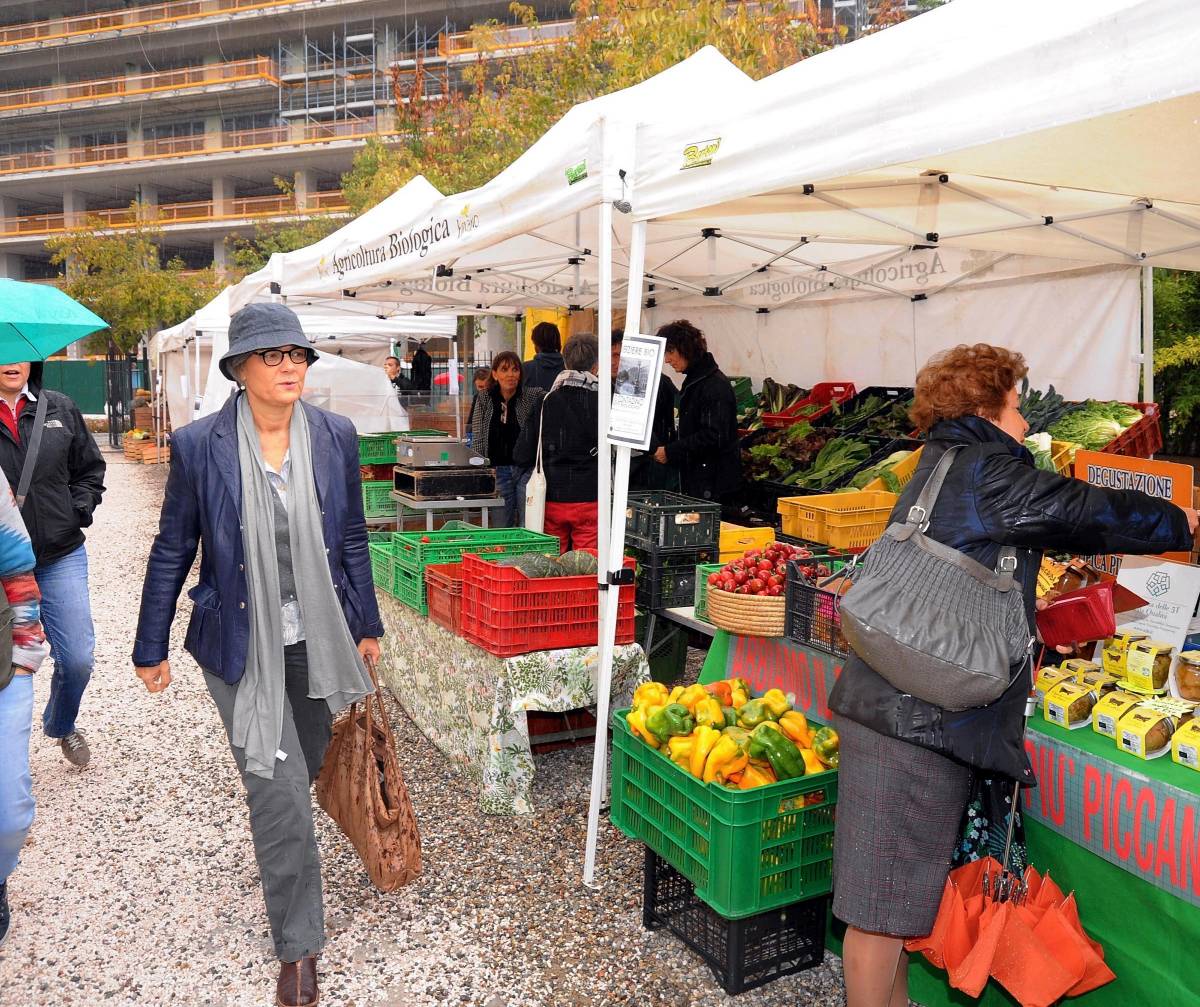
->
[1051, 440, 1078, 478]
[861, 446, 923, 493]
[776, 491, 898, 550]
[718, 522, 776, 563]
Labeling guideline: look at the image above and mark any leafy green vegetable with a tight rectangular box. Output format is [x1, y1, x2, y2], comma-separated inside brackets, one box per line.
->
[782, 436, 871, 489]
[1048, 401, 1142, 451]
[847, 449, 913, 490]
[1024, 432, 1055, 472]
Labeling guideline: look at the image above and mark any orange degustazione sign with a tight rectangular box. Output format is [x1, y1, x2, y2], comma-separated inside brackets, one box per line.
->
[1073, 450, 1195, 568]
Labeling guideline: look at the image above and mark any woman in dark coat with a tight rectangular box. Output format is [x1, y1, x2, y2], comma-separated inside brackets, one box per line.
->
[828, 343, 1197, 1007]
[652, 319, 740, 503]
[132, 304, 386, 1007]
[471, 350, 544, 527]
[515, 334, 600, 550]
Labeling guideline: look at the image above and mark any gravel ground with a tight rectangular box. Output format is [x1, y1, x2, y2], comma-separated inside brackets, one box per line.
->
[0, 450, 849, 1007]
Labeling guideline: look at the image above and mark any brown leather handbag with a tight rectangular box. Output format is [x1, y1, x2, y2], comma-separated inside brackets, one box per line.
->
[315, 657, 422, 892]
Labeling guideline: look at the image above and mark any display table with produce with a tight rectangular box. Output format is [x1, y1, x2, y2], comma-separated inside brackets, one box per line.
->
[697, 630, 1200, 1007]
[376, 590, 649, 815]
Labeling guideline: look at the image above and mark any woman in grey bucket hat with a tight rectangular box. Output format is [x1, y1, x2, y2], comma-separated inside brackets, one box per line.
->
[133, 300, 393, 1007]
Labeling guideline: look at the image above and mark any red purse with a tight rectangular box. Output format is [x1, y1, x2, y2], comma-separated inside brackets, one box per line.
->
[1036, 582, 1116, 649]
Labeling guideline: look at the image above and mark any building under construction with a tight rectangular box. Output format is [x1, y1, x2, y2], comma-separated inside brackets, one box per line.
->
[0, 0, 917, 281]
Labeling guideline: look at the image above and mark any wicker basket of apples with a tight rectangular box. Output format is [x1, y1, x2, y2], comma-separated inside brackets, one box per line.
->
[705, 543, 812, 638]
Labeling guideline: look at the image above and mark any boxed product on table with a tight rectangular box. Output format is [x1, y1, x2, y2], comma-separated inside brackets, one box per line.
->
[1076, 668, 1119, 695]
[1092, 690, 1143, 740]
[1125, 640, 1175, 696]
[1118, 698, 1196, 760]
[1102, 630, 1149, 678]
[1174, 651, 1200, 702]
[1171, 719, 1200, 771]
[1035, 665, 1074, 706]
[1044, 681, 1103, 730]
[1060, 658, 1102, 678]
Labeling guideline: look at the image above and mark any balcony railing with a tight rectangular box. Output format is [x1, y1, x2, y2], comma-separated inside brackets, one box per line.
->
[0, 0, 326, 47]
[0, 57, 278, 114]
[438, 19, 574, 59]
[0, 117, 388, 175]
[0, 189, 348, 238]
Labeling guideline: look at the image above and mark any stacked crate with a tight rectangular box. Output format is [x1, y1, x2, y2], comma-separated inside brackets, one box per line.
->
[625, 492, 721, 612]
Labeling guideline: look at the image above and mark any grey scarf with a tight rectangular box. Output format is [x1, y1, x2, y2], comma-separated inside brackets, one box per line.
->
[233, 393, 372, 779]
[550, 369, 599, 393]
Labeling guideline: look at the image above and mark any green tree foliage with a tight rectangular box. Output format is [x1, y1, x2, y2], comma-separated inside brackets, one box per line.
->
[343, 0, 826, 213]
[45, 210, 222, 353]
[1153, 269, 1200, 454]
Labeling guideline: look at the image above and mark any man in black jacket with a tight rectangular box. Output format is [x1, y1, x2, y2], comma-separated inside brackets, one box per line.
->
[0, 362, 105, 767]
[410, 343, 433, 392]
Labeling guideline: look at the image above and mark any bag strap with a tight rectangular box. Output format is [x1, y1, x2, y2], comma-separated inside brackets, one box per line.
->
[905, 443, 963, 530]
[904, 441, 1018, 587]
[15, 392, 48, 509]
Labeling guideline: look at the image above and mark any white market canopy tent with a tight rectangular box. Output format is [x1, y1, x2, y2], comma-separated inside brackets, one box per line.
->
[154, 285, 457, 432]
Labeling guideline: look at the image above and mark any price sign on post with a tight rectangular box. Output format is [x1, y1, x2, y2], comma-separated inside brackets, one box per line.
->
[607, 333, 666, 451]
[1074, 451, 1195, 570]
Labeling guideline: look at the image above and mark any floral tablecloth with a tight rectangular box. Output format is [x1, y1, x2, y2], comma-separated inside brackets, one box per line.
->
[376, 592, 650, 815]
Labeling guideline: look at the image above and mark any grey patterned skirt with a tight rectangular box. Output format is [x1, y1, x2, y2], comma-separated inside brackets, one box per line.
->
[831, 715, 973, 937]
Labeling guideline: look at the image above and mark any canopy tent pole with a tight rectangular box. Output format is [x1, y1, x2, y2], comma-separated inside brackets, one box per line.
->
[597, 200, 614, 621]
[584, 218, 646, 887]
[1143, 265, 1155, 402]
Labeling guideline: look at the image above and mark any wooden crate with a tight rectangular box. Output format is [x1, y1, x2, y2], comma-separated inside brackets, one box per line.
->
[393, 465, 496, 500]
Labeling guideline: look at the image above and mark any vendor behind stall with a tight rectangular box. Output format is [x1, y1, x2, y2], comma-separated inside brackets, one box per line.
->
[652, 319, 740, 505]
[471, 351, 544, 527]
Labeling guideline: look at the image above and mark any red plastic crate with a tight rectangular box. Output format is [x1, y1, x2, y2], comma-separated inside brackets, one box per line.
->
[1100, 402, 1162, 459]
[459, 552, 637, 657]
[762, 382, 855, 429]
[424, 562, 464, 635]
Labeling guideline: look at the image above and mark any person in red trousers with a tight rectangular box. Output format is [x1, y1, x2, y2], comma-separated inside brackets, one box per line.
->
[515, 333, 599, 551]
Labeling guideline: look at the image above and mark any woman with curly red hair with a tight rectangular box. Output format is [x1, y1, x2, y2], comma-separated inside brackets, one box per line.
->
[829, 343, 1198, 1007]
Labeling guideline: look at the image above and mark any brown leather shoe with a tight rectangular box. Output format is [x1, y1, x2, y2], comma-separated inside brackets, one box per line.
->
[275, 956, 319, 1007]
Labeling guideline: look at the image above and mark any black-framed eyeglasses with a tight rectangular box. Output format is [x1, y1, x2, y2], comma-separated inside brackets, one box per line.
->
[252, 347, 310, 367]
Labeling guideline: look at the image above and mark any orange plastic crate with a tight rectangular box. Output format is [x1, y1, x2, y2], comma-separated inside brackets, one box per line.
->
[776, 491, 897, 550]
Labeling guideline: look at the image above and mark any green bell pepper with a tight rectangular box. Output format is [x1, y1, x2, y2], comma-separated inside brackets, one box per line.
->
[813, 725, 840, 768]
[737, 699, 776, 729]
[645, 703, 695, 745]
[722, 705, 738, 728]
[748, 722, 805, 780]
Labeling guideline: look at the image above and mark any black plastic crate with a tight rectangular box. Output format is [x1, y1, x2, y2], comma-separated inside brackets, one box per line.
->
[642, 847, 829, 995]
[823, 386, 913, 435]
[785, 559, 851, 658]
[631, 545, 714, 611]
[625, 491, 721, 551]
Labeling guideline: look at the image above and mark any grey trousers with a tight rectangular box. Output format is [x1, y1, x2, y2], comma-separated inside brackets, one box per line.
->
[204, 643, 333, 962]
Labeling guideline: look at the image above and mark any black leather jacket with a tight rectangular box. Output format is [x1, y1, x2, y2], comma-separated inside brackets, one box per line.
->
[829, 415, 1192, 782]
[662, 352, 741, 501]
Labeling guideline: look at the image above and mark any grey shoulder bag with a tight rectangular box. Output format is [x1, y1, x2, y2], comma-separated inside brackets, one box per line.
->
[839, 444, 1034, 712]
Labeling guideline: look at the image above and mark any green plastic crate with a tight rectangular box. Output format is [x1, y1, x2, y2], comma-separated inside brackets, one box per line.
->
[390, 527, 559, 573]
[362, 481, 395, 519]
[693, 563, 724, 623]
[369, 542, 394, 595]
[729, 375, 755, 410]
[610, 708, 837, 919]
[391, 562, 427, 614]
[358, 433, 401, 465]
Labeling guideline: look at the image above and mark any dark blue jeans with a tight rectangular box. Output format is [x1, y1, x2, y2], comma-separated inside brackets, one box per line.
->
[37, 544, 96, 739]
[495, 465, 531, 528]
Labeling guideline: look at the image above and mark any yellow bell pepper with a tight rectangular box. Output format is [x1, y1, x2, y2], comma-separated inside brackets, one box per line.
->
[727, 677, 750, 709]
[799, 748, 825, 775]
[689, 725, 721, 778]
[761, 688, 792, 718]
[703, 734, 750, 784]
[694, 696, 725, 729]
[777, 710, 812, 747]
[669, 685, 685, 703]
[632, 681, 669, 711]
[676, 684, 710, 713]
[667, 734, 694, 770]
[627, 707, 660, 749]
[738, 763, 777, 789]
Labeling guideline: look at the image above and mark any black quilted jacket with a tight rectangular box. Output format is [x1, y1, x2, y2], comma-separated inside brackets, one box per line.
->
[829, 414, 1192, 782]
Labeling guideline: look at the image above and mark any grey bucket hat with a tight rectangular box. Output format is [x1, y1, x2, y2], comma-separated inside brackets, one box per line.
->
[219, 302, 319, 381]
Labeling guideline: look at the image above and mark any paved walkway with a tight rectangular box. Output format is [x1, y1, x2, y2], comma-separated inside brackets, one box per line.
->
[0, 450, 847, 1007]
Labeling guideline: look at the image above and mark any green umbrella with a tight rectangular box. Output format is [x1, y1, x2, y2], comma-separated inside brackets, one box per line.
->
[0, 278, 108, 365]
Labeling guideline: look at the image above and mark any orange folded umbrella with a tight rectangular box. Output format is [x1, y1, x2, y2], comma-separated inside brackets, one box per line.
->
[905, 857, 1116, 1007]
